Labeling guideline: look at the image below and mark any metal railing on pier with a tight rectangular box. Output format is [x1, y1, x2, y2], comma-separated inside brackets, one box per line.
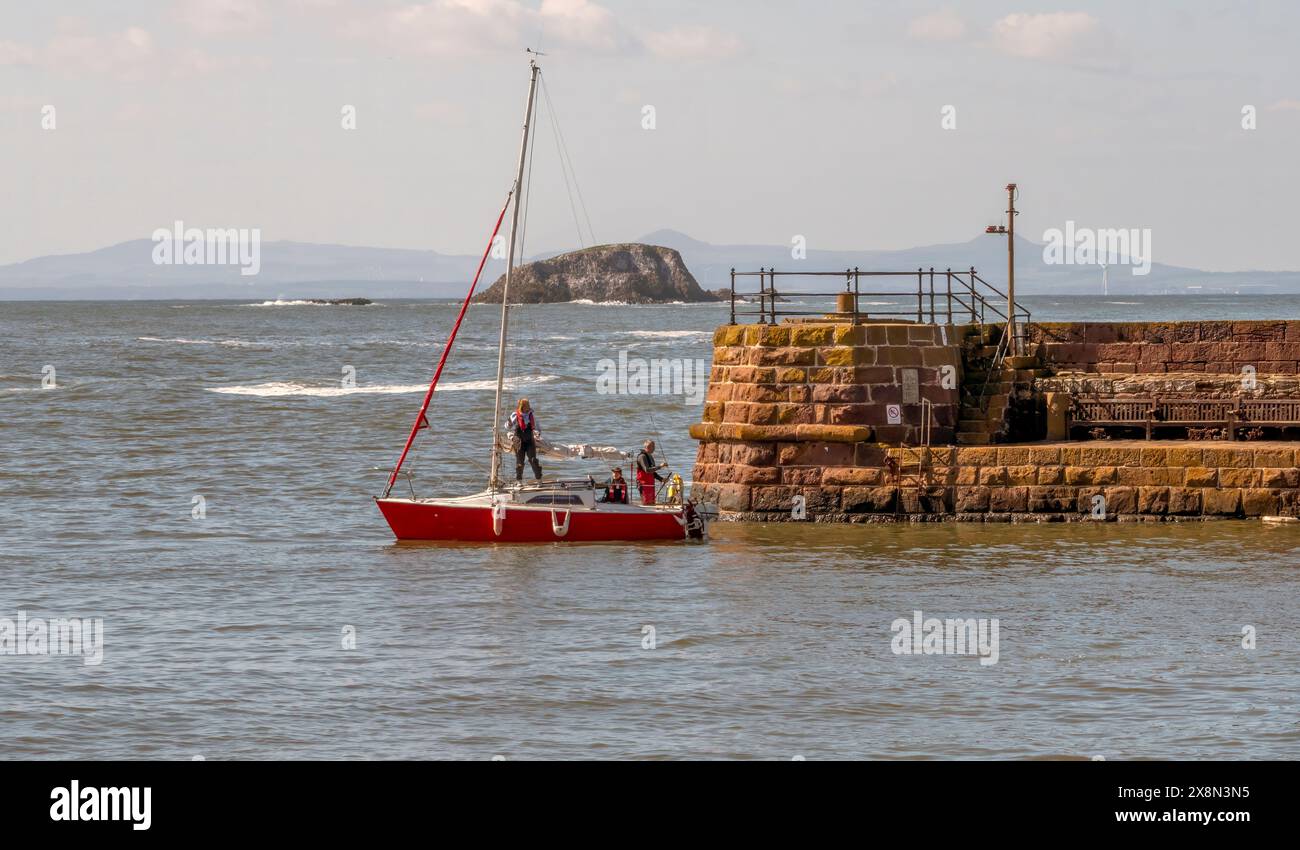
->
[726, 267, 1031, 333]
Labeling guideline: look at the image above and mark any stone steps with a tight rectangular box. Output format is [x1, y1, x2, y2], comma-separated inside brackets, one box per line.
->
[956, 359, 1047, 445]
[955, 335, 1050, 445]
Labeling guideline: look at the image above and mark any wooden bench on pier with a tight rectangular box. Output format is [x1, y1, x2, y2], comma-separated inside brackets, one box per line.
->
[1067, 396, 1300, 440]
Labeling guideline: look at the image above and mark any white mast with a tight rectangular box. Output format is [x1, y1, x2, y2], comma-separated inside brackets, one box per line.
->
[489, 58, 541, 491]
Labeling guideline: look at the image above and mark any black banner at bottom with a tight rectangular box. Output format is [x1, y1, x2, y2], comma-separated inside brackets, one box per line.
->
[4, 760, 1289, 836]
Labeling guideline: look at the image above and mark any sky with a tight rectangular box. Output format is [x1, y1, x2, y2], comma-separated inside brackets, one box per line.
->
[1, 0, 1297, 271]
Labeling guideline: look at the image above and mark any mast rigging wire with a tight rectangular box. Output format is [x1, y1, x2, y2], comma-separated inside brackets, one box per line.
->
[540, 74, 597, 249]
[518, 84, 540, 264]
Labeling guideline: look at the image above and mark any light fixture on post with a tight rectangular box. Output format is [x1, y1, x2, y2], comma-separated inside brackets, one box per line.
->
[984, 183, 1019, 356]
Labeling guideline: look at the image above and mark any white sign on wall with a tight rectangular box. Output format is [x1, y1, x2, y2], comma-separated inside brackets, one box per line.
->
[901, 369, 919, 404]
[886, 404, 902, 425]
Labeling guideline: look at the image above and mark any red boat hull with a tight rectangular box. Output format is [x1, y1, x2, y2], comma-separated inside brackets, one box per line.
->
[376, 497, 692, 543]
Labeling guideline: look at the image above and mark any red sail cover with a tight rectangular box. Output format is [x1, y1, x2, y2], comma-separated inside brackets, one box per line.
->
[384, 191, 513, 496]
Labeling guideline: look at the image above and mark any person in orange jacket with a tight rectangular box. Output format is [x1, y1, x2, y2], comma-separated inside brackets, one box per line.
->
[599, 467, 629, 504]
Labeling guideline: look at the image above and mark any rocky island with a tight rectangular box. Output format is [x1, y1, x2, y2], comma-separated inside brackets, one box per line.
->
[473, 243, 718, 304]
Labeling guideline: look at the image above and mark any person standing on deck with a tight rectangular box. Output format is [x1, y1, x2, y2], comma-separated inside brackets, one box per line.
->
[635, 440, 667, 505]
[509, 398, 542, 484]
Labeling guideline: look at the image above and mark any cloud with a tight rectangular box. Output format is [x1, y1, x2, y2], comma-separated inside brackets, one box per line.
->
[860, 72, 899, 97]
[0, 94, 42, 113]
[643, 25, 742, 60]
[3, 21, 267, 79]
[413, 99, 468, 121]
[179, 0, 269, 36]
[0, 40, 38, 66]
[908, 9, 966, 42]
[777, 71, 898, 99]
[43, 26, 156, 79]
[341, 0, 621, 58]
[171, 48, 272, 76]
[114, 103, 148, 123]
[541, 0, 618, 51]
[989, 11, 1111, 63]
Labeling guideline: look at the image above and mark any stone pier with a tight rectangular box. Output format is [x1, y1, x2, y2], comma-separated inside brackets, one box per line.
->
[689, 319, 1300, 522]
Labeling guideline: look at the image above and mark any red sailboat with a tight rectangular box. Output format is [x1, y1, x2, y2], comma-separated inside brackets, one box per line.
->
[375, 58, 706, 544]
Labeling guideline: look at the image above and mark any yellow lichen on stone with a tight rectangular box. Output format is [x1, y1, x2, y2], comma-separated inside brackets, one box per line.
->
[793, 424, 871, 443]
[819, 347, 855, 367]
[790, 326, 834, 346]
[713, 326, 745, 346]
[688, 422, 717, 440]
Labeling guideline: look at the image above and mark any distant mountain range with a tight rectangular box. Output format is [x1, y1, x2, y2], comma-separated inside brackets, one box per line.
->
[637, 229, 1300, 298]
[3, 230, 1298, 300]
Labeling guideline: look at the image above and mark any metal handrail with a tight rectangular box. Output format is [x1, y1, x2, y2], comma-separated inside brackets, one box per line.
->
[726, 266, 1032, 332]
[973, 319, 1014, 415]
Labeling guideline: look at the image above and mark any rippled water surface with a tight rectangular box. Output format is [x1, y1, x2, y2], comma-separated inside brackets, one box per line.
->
[2, 296, 1298, 759]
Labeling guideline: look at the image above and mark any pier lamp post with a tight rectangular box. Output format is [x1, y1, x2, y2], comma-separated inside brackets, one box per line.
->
[984, 183, 1019, 356]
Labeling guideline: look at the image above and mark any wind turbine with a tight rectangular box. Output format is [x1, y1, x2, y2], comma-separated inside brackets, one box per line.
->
[1101, 261, 1109, 297]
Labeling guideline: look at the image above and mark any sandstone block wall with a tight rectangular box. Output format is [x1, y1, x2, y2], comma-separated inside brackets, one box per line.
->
[698, 322, 966, 447]
[1031, 320, 1300, 375]
[692, 441, 1300, 522]
[691, 320, 1300, 521]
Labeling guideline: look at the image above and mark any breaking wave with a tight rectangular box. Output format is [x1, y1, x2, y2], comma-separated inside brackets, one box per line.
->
[623, 330, 711, 339]
[437, 375, 558, 391]
[206, 374, 557, 398]
[138, 336, 260, 348]
[207, 382, 426, 397]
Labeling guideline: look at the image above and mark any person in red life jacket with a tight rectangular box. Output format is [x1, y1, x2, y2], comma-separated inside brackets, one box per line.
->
[508, 398, 542, 484]
[599, 467, 628, 503]
[635, 440, 667, 505]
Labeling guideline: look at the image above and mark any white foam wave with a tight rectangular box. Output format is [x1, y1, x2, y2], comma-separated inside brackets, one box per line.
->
[207, 374, 557, 398]
[624, 330, 711, 339]
[138, 336, 260, 348]
[355, 338, 439, 347]
[438, 375, 559, 391]
[208, 382, 427, 397]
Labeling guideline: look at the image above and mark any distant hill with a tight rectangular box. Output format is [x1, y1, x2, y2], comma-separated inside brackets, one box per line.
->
[473, 244, 718, 304]
[3, 231, 1300, 299]
[0, 240, 499, 300]
[636, 229, 1300, 296]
